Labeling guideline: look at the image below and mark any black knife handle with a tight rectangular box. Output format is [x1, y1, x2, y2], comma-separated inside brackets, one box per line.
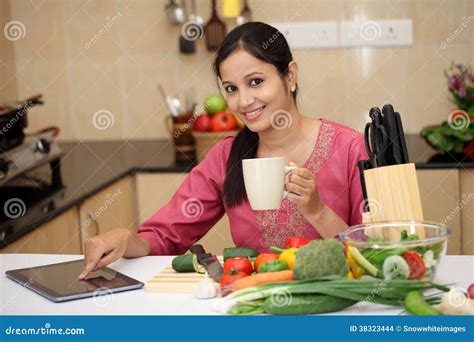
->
[189, 244, 205, 255]
[383, 104, 402, 165]
[395, 112, 410, 163]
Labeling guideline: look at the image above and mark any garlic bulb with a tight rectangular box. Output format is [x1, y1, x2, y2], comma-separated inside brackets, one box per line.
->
[193, 272, 219, 299]
[438, 289, 474, 315]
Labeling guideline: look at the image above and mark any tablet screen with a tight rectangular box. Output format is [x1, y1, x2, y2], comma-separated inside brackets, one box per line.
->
[6, 259, 143, 301]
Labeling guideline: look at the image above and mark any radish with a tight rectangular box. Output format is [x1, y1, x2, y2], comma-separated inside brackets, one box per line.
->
[468, 284, 474, 299]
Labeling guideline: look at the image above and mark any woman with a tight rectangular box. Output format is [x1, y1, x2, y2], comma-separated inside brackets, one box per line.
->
[79, 22, 368, 279]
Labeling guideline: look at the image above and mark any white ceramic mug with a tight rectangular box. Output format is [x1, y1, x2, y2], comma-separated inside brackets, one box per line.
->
[242, 157, 297, 210]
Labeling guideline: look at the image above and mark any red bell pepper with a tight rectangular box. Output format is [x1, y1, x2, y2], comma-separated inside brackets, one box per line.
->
[284, 236, 310, 248]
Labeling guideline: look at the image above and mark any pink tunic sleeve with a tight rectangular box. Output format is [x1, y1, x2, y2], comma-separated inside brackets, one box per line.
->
[137, 138, 232, 255]
[347, 134, 369, 226]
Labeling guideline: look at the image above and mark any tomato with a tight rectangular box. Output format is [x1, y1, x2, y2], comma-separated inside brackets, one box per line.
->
[223, 257, 253, 275]
[253, 253, 279, 273]
[219, 271, 248, 288]
[403, 251, 426, 280]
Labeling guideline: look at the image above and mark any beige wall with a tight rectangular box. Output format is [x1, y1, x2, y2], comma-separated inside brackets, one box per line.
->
[0, 0, 472, 141]
[0, 0, 18, 100]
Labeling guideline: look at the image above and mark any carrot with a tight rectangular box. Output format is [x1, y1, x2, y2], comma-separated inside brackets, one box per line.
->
[231, 270, 295, 292]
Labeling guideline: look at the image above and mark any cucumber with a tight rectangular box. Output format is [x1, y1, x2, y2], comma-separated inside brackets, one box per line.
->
[383, 255, 409, 280]
[263, 294, 356, 315]
[404, 290, 441, 315]
[223, 247, 258, 261]
[171, 254, 195, 272]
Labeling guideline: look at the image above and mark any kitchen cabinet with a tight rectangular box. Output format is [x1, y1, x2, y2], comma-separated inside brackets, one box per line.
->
[0, 208, 81, 254]
[460, 170, 474, 255]
[78, 176, 138, 248]
[416, 169, 462, 255]
[136, 173, 234, 255]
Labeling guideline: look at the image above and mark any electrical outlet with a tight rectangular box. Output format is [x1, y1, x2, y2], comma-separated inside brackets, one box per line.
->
[271, 21, 338, 49]
[340, 19, 413, 47]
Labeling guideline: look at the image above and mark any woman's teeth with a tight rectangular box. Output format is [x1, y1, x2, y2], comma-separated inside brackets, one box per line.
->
[243, 106, 265, 120]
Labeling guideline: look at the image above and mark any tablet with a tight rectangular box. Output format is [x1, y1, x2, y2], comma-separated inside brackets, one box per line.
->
[5, 259, 144, 303]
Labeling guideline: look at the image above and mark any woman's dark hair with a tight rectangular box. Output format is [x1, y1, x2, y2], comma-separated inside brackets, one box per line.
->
[214, 22, 297, 208]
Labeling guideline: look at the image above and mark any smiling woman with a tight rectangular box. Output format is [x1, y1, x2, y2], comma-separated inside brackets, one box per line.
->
[80, 22, 369, 279]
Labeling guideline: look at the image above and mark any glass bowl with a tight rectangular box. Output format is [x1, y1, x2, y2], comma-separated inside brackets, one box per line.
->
[339, 221, 452, 281]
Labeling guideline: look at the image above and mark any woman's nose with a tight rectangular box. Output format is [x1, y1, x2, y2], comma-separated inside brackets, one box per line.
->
[238, 89, 254, 110]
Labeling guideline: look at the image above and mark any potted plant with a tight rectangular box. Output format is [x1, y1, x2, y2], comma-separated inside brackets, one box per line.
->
[420, 62, 474, 160]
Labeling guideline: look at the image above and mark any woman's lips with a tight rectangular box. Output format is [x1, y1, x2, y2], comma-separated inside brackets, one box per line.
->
[242, 105, 265, 121]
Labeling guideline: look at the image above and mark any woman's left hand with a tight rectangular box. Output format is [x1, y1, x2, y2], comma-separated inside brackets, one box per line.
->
[285, 162, 325, 217]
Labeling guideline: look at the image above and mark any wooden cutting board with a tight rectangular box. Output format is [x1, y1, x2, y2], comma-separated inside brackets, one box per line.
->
[144, 267, 206, 293]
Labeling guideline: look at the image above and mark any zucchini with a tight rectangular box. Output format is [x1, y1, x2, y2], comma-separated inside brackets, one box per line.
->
[263, 294, 356, 315]
[223, 247, 258, 261]
[171, 254, 195, 272]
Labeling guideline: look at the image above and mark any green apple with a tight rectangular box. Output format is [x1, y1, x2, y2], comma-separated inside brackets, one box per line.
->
[204, 94, 227, 115]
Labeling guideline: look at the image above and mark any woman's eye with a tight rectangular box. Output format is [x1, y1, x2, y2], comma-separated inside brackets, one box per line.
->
[224, 85, 237, 93]
[250, 79, 263, 87]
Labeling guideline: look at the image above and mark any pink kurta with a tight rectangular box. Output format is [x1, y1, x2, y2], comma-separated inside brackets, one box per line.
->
[138, 118, 369, 255]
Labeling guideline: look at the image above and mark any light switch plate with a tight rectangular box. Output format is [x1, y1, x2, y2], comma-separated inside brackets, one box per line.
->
[271, 21, 339, 49]
[340, 19, 413, 47]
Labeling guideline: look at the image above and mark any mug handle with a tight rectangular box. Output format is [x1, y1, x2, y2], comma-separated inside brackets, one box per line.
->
[164, 115, 174, 135]
[283, 165, 297, 198]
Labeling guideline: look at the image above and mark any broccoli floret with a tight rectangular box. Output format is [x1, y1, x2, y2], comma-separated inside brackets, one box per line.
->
[293, 239, 349, 280]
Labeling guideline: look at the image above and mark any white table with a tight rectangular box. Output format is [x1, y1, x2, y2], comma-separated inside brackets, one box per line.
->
[1, 254, 472, 315]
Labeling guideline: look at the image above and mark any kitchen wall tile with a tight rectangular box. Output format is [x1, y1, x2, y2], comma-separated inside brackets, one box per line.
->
[0, 0, 472, 140]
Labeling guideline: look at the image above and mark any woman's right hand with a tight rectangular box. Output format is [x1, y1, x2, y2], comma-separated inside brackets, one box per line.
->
[79, 228, 132, 279]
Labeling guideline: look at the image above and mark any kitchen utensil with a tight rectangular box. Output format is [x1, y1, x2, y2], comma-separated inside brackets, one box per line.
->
[189, 244, 224, 282]
[364, 107, 389, 168]
[157, 84, 179, 117]
[165, 0, 185, 25]
[361, 163, 425, 239]
[179, 0, 197, 54]
[395, 111, 410, 163]
[0, 94, 44, 152]
[204, 0, 227, 51]
[222, 0, 240, 18]
[188, 0, 204, 25]
[236, 0, 252, 25]
[144, 266, 205, 293]
[382, 104, 402, 165]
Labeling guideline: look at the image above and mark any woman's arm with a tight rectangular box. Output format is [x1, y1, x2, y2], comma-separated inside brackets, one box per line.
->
[304, 204, 349, 238]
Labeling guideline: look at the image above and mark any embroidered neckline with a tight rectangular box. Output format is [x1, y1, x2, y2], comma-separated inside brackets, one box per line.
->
[256, 120, 336, 249]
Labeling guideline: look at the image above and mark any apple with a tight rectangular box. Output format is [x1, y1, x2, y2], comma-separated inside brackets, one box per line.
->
[210, 111, 237, 132]
[204, 94, 227, 115]
[193, 114, 211, 132]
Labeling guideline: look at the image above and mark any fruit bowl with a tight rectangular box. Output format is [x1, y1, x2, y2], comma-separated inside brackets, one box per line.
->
[339, 221, 452, 281]
[193, 130, 240, 161]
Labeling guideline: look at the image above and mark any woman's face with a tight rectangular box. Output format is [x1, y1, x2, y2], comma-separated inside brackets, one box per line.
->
[219, 49, 294, 133]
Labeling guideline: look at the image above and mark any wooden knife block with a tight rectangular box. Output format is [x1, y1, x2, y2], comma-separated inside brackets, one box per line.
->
[361, 163, 426, 240]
